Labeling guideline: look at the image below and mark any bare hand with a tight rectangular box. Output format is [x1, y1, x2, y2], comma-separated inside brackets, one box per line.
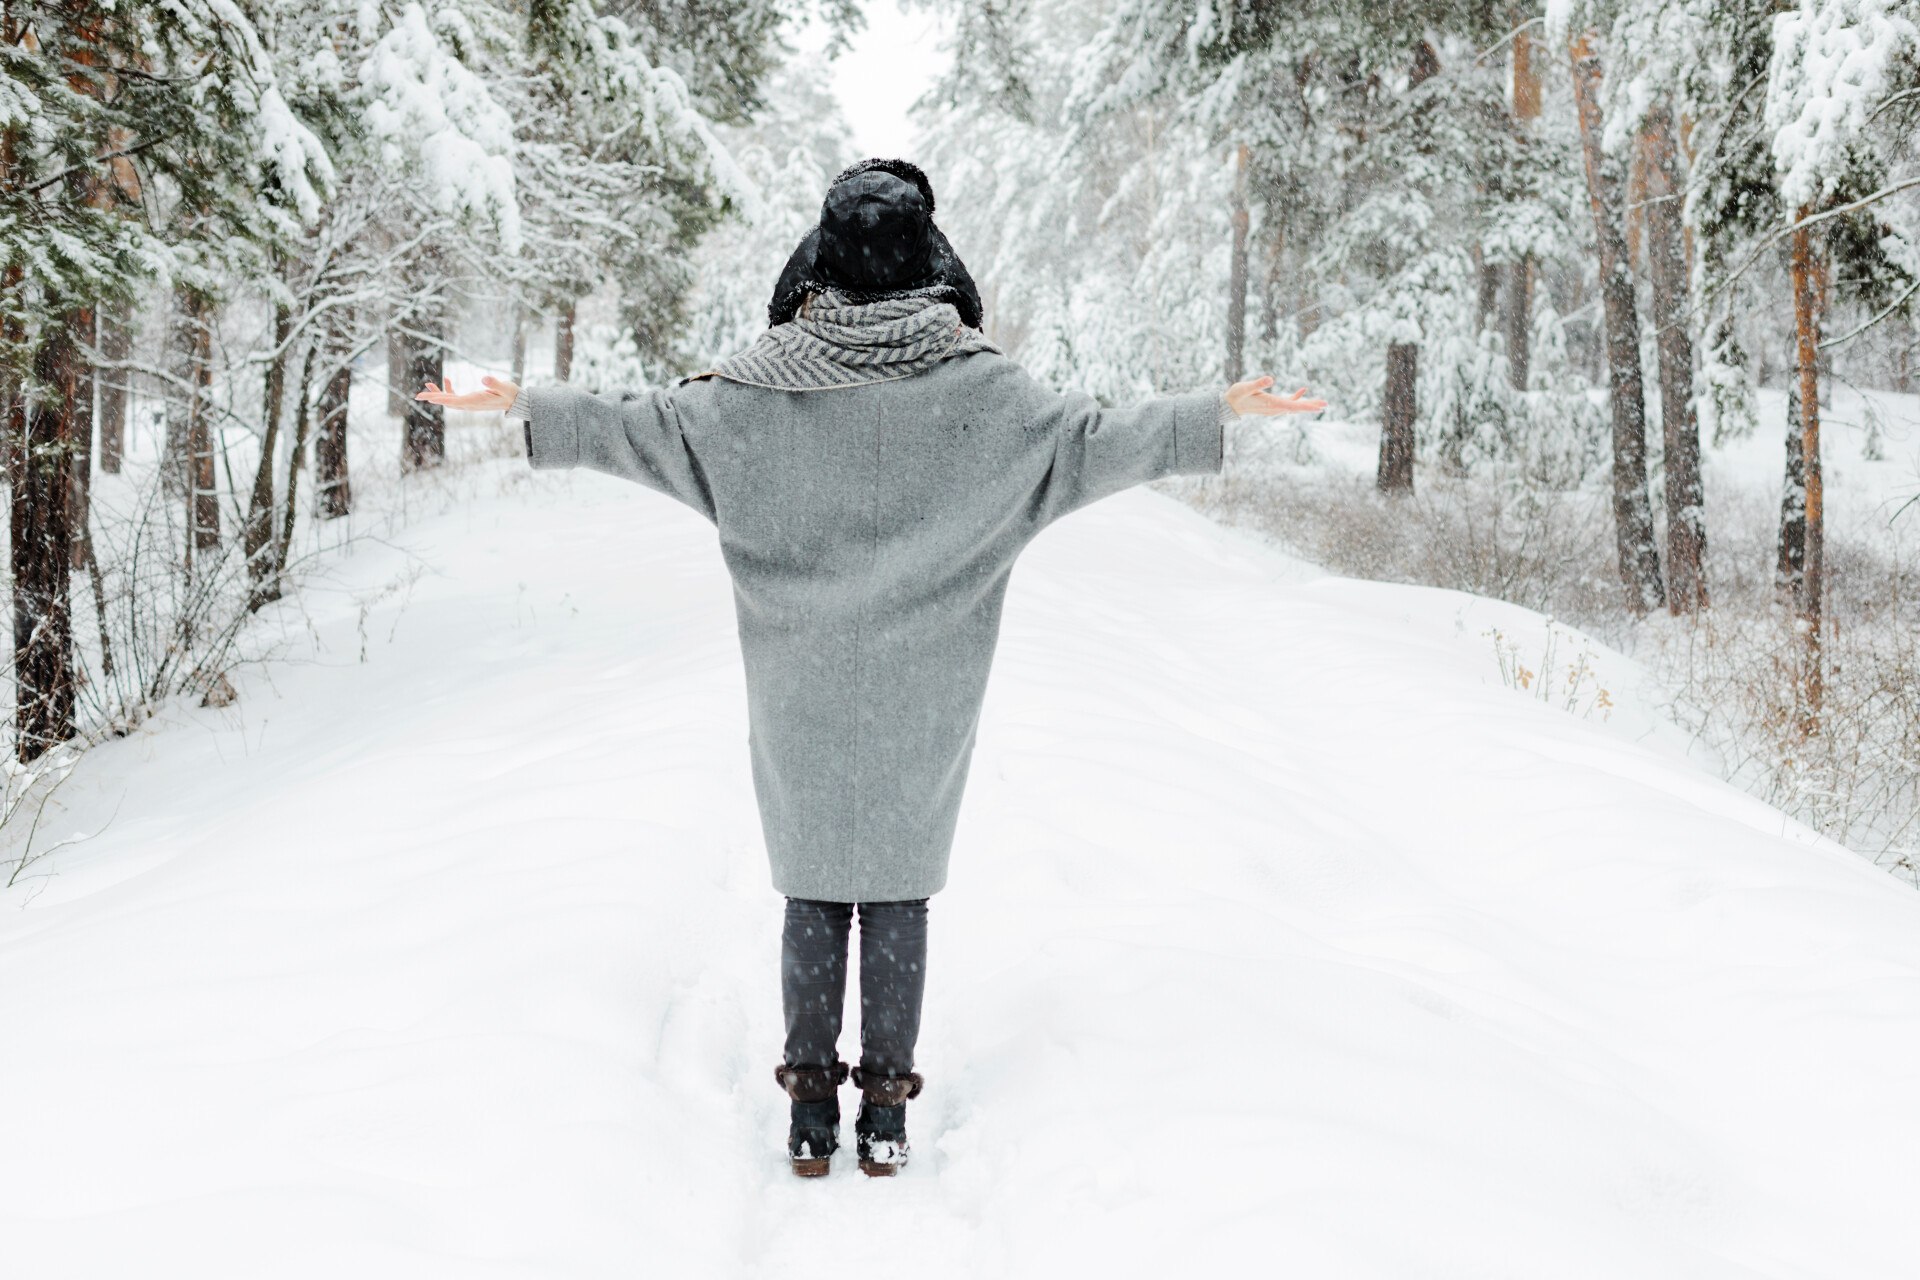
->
[415, 375, 519, 413]
[1226, 375, 1327, 416]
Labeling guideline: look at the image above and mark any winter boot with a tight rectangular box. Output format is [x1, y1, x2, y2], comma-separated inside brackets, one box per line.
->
[850, 1066, 923, 1177]
[775, 1061, 849, 1177]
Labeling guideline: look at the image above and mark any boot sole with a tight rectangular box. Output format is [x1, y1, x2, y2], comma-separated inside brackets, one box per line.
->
[791, 1157, 831, 1177]
[858, 1159, 903, 1177]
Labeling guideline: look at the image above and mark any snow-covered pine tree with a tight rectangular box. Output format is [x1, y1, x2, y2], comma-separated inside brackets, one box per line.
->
[1, 0, 329, 757]
[1761, 0, 1919, 720]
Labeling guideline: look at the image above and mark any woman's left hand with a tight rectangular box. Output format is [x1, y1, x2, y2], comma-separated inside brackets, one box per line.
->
[416, 375, 519, 412]
[1227, 375, 1327, 416]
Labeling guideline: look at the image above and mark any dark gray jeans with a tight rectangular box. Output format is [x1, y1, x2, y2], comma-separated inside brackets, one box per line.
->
[781, 897, 928, 1077]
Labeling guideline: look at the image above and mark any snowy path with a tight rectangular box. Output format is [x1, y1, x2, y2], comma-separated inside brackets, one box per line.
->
[5, 461, 1919, 1278]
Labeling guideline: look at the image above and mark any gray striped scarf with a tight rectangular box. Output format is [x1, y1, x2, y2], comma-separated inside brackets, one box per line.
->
[704, 290, 1000, 392]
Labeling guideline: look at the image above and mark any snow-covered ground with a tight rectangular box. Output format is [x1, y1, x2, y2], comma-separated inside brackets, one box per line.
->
[4, 432, 1920, 1278]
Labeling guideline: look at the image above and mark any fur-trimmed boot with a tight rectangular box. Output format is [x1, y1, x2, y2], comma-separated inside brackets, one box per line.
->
[775, 1061, 849, 1177]
[850, 1066, 923, 1177]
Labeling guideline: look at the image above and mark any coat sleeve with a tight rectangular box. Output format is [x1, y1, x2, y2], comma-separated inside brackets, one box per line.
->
[520, 383, 717, 523]
[1023, 375, 1229, 526]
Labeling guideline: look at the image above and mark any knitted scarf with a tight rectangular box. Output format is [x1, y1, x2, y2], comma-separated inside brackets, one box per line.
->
[704, 291, 1000, 392]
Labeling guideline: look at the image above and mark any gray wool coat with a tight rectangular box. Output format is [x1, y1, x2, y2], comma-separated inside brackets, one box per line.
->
[521, 351, 1225, 901]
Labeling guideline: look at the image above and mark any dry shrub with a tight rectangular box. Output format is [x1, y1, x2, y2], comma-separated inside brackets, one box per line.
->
[1162, 460, 1920, 884]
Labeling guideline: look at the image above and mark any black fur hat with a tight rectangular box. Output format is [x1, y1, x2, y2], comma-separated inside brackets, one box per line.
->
[767, 159, 983, 329]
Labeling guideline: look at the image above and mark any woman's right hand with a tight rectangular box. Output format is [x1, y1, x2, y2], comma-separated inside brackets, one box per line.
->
[1226, 375, 1327, 416]
[416, 375, 519, 412]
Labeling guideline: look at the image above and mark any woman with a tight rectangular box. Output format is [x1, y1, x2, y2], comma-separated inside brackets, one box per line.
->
[419, 158, 1326, 1179]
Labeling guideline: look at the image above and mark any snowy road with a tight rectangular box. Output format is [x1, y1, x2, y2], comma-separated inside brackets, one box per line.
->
[4, 460, 1919, 1278]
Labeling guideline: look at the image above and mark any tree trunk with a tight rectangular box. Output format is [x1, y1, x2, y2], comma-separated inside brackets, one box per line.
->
[315, 312, 353, 520]
[1511, 25, 1541, 120]
[1504, 24, 1540, 390]
[386, 322, 409, 417]
[1642, 104, 1707, 613]
[95, 302, 128, 473]
[1378, 341, 1417, 493]
[1, 263, 21, 491]
[1569, 31, 1665, 614]
[1, 270, 20, 491]
[14, 308, 82, 760]
[555, 302, 576, 382]
[510, 301, 527, 385]
[162, 283, 198, 498]
[1777, 383, 1805, 594]
[69, 311, 96, 572]
[1, 109, 19, 491]
[1226, 142, 1249, 384]
[1502, 258, 1532, 390]
[1789, 211, 1825, 724]
[177, 291, 220, 560]
[271, 342, 319, 589]
[1474, 246, 1499, 331]
[402, 307, 445, 471]
[243, 301, 290, 595]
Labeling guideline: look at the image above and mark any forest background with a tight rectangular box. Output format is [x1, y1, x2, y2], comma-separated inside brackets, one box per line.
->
[2, 0, 1917, 881]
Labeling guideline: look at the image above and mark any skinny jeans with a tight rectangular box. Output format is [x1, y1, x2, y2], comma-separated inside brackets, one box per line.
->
[781, 897, 928, 1077]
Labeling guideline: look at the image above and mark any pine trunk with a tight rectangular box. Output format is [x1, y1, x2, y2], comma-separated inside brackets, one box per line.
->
[1, 110, 19, 490]
[1226, 142, 1249, 384]
[315, 313, 353, 520]
[68, 312, 95, 572]
[402, 311, 445, 472]
[1505, 28, 1539, 390]
[162, 283, 198, 498]
[1777, 384, 1805, 594]
[244, 302, 291, 595]
[1378, 341, 1417, 493]
[1789, 212, 1825, 723]
[1503, 259, 1531, 391]
[1569, 31, 1664, 614]
[1474, 246, 1499, 330]
[386, 323, 409, 417]
[95, 303, 127, 473]
[555, 303, 576, 382]
[510, 302, 527, 385]
[179, 293, 220, 559]
[14, 309, 82, 760]
[1511, 27, 1541, 120]
[2, 262, 21, 490]
[271, 342, 319, 588]
[1642, 104, 1707, 613]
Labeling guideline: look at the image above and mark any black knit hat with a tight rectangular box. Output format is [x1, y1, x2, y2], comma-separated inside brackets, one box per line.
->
[767, 159, 983, 329]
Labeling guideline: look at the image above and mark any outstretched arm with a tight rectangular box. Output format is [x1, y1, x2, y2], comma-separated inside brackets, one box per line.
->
[416, 375, 716, 522]
[1025, 369, 1326, 526]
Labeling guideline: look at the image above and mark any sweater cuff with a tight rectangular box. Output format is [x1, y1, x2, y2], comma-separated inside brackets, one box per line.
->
[1170, 390, 1227, 475]
[522, 385, 581, 470]
[503, 385, 534, 421]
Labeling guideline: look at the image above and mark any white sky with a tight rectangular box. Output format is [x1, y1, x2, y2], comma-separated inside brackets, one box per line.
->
[805, 1, 949, 161]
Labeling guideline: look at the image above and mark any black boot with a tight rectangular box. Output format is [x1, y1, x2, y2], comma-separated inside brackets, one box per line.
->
[851, 1066, 923, 1177]
[775, 1061, 849, 1177]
